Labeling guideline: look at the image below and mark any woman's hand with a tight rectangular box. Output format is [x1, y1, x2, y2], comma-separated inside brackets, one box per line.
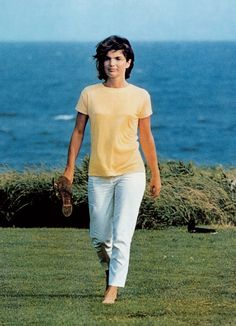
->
[149, 174, 161, 198]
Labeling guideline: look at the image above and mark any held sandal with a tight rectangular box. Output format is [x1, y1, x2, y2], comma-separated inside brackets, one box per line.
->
[54, 176, 73, 217]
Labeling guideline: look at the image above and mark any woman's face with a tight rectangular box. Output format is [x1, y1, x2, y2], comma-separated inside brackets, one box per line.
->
[103, 50, 131, 80]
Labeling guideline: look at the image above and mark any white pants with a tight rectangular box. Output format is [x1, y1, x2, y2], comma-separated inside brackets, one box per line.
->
[88, 172, 146, 287]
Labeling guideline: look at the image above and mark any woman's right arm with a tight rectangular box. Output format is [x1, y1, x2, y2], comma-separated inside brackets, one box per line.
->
[63, 112, 88, 183]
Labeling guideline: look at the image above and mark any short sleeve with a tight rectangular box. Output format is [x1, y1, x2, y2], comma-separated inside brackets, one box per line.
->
[75, 89, 88, 115]
[138, 91, 153, 119]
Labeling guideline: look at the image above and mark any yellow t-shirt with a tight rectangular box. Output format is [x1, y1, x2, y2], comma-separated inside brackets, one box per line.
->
[75, 83, 152, 176]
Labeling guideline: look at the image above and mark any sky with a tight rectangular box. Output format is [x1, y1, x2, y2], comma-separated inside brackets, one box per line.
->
[0, 0, 236, 42]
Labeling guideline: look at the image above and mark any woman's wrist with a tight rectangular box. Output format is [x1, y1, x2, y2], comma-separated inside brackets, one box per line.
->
[64, 165, 74, 176]
[150, 167, 160, 177]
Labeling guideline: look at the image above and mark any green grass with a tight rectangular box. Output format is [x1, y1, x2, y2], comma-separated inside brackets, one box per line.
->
[1, 228, 235, 325]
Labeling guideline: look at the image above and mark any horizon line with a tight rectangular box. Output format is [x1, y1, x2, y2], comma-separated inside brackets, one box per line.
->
[1, 39, 236, 43]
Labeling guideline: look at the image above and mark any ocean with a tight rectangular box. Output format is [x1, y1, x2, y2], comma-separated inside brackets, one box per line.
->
[0, 41, 235, 171]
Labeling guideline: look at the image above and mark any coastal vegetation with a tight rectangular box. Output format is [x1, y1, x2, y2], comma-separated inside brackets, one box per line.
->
[0, 157, 235, 228]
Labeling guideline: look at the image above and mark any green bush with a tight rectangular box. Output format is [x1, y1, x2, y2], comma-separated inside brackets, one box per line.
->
[138, 161, 236, 228]
[0, 157, 235, 228]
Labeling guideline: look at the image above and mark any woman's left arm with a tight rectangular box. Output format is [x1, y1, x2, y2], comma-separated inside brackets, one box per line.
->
[139, 116, 161, 197]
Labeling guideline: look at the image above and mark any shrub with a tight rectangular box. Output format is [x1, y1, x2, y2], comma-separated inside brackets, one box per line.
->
[138, 161, 236, 228]
[0, 158, 235, 228]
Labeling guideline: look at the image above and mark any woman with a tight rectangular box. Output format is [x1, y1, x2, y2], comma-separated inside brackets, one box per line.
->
[63, 35, 161, 304]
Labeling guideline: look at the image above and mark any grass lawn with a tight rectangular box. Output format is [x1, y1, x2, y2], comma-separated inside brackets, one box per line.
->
[0, 227, 235, 326]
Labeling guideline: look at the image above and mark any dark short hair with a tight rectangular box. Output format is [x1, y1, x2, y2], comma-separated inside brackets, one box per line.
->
[93, 35, 135, 80]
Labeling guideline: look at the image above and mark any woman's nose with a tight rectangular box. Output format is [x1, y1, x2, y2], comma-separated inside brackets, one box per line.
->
[109, 58, 116, 66]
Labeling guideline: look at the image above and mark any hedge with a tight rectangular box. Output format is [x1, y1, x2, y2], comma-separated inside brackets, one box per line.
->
[0, 157, 235, 228]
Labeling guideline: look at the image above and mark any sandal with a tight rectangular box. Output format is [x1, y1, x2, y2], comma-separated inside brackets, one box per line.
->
[54, 176, 73, 217]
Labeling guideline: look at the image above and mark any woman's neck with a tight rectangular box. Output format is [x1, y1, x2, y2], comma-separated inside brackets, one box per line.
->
[104, 79, 128, 88]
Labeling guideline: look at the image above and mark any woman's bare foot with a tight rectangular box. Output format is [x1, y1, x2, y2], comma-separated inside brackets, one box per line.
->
[102, 286, 118, 304]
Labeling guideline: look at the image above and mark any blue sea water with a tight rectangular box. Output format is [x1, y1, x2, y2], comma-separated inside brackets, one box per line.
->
[0, 42, 235, 170]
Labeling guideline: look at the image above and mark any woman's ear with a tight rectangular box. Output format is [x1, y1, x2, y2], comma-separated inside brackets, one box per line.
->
[126, 59, 131, 69]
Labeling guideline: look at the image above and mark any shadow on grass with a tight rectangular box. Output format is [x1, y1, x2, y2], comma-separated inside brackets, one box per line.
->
[0, 292, 102, 299]
[127, 311, 167, 318]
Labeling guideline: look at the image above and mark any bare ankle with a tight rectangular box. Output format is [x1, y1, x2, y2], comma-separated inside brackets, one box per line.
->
[106, 286, 117, 292]
[103, 286, 118, 304]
